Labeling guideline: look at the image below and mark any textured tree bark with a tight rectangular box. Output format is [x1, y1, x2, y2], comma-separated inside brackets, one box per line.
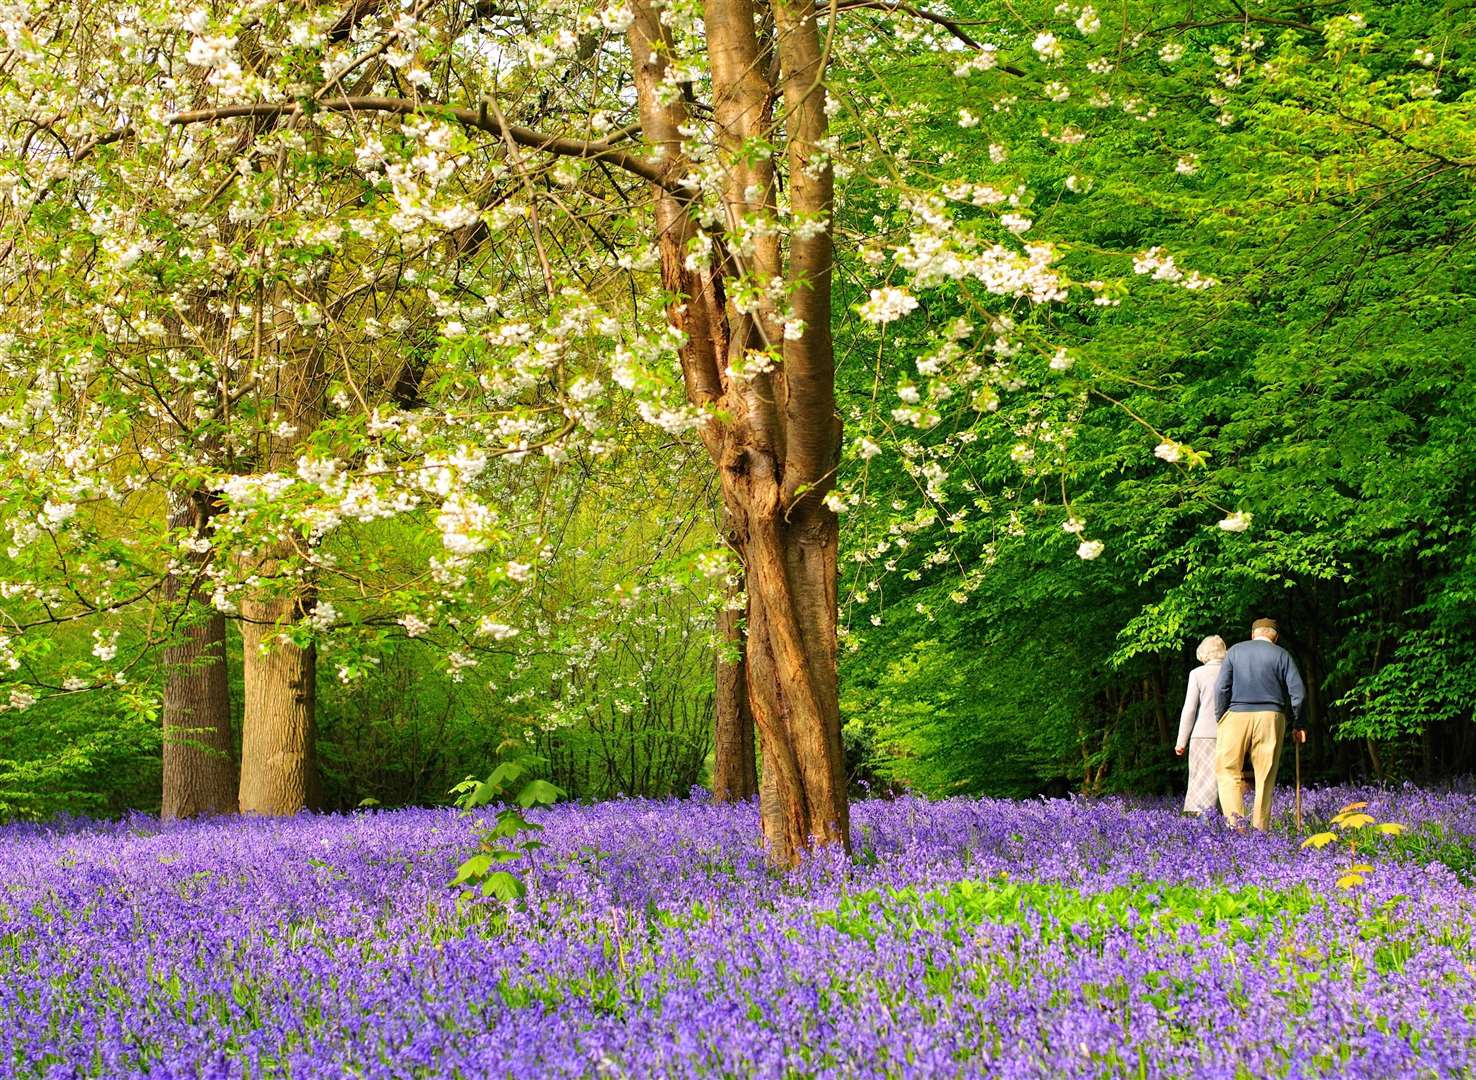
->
[713, 599, 758, 802]
[161, 489, 236, 819]
[239, 590, 319, 814]
[629, 0, 849, 866]
[237, 286, 326, 816]
[740, 495, 848, 867]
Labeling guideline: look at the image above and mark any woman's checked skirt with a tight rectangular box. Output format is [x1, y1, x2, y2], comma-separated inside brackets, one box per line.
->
[1184, 736, 1218, 814]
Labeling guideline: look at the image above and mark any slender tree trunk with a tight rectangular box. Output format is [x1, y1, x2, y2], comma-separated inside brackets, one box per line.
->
[713, 600, 758, 801]
[714, 501, 758, 801]
[161, 489, 236, 819]
[742, 505, 848, 866]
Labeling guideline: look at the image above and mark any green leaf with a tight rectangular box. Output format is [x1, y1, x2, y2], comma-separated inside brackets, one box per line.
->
[516, 779, 563, 808]
[480, 871, 526, 901]
[449, 853, 492, 886]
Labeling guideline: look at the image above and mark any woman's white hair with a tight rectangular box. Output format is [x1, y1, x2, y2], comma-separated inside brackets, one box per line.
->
[1196, 635, 1228, 664]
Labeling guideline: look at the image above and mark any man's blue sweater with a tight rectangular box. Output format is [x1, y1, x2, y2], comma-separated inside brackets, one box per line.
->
[1214, 638, 1307, 728]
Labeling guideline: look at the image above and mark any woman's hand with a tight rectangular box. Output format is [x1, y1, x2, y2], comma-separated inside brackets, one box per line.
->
[1175, 745, 1186, 757]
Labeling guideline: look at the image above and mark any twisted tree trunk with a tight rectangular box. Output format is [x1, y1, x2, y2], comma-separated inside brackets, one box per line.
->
[629, 0, 848, 865]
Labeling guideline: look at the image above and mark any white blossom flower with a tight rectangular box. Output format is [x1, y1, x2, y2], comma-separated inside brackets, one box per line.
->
[857, 437, 882, 460]
[399, 614, 430, 638]
[446, 651, 478, 682]
[186, 32, 235, 69]
[1077, 539, 1105, 560]
[958, 108, 980, 128]
[1049, 349, 1074, 371]
[1133, 246, 1183, 282]
[436, 494, 495, 554]
[525, 41, 557, 68]
[1218, 511, 1253, 533]
[305, 602, 338, 631]
[40, 500, 77, 527]
[859, 287, 919, 325]
[1175, 154, 1200, 176]
[1062, 516, 1086, 535]
[1154, 441, 1182, 462]
[1159, 41, 1186, 63]
[600, 3, 635, 31]
[1075, 6, 1101, 34]
[91, 629, 119, 663]
[476, 617, 519, 641]
[1033, 31, 1064, 62]
[953, 45, 999, 76]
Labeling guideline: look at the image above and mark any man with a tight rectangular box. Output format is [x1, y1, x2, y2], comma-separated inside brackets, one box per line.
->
[1215, 618, 1307, 830]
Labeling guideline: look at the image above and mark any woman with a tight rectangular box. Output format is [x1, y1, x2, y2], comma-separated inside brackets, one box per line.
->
[1175, 635, 1227, 814]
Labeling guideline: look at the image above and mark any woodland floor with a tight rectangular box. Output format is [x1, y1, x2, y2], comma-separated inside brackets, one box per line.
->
[4, 786, 1476, 1078]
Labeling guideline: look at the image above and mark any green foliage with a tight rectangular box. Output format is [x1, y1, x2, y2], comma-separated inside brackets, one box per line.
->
[821, 877, 1315, 949]
[1381, 821, 1476, 886]
[449, 743, 565, 903]
[835, 0, 1476, 793]
[0, 694, 160, 819]
[0, 623, 162, 820]
[316, 639, 513, 811]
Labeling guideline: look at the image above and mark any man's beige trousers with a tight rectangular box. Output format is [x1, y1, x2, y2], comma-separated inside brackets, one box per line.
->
[1216, 710, 1285, 830]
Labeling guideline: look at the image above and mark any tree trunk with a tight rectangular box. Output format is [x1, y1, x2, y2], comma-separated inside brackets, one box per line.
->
[161, 489, 236, 819]
[736, 490, 849, 867]
[239, 586, 320, 814]
[713, 500, 758, 801]
[238, 283, 326, 815]
[713, 601, 758, 801]
[628, 0, 849, 866]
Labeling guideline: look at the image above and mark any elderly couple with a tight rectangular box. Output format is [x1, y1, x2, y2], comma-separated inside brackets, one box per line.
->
[1175, 618, 1307, 829]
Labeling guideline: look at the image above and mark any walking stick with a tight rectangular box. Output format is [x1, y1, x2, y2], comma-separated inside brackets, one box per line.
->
[1294, 737, 1303, 833]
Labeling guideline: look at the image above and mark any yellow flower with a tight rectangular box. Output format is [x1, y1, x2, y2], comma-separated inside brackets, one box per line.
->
[1334, 813, 1375, 830]
[1301, 832, 1339, 850]
[1336, 872, 1367, 890]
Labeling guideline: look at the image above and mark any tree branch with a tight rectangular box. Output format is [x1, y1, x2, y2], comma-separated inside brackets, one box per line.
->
[167, 96, 676, 191]
[829, 0, 1027, 75]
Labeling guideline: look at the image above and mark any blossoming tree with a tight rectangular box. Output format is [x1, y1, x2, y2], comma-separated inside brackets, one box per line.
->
[0, 0, 1242, 861]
